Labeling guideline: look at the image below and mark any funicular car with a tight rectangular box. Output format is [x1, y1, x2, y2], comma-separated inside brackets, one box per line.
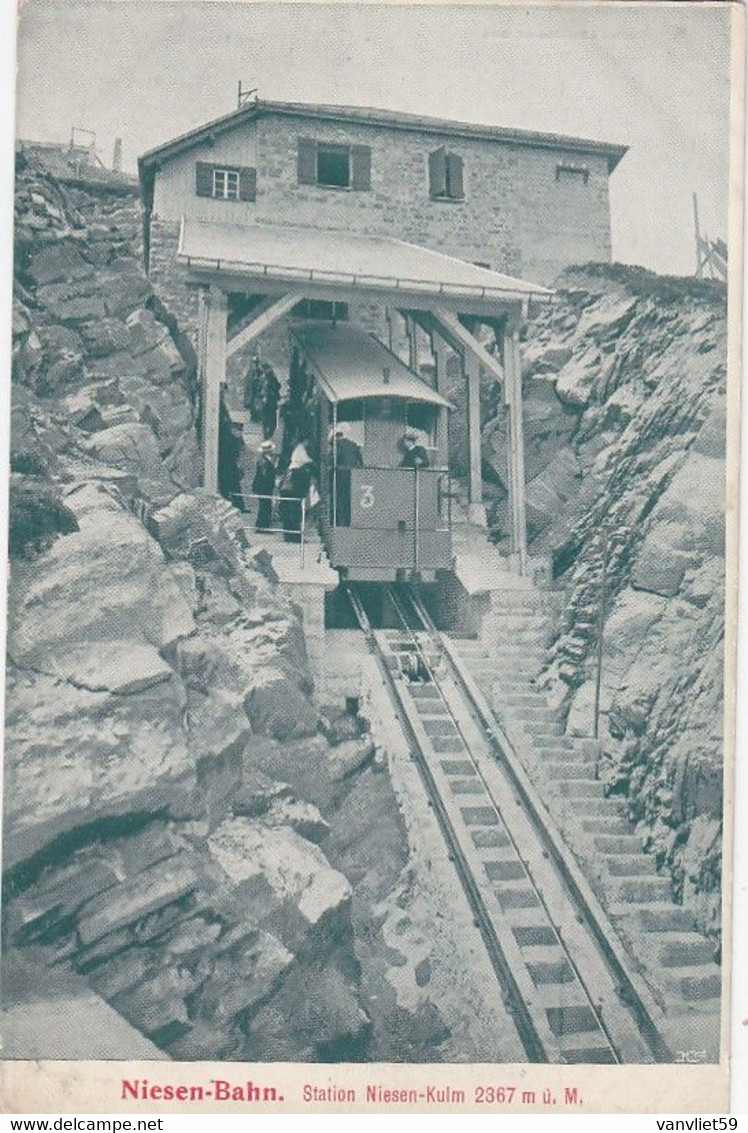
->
[291, 323, 453, 581]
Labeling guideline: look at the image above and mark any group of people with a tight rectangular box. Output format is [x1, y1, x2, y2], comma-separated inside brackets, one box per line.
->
[251, 422, 431, 540]
[246, 356, 282, 441]
[329, 422, 431, 526]
[251, 437, 317, 543]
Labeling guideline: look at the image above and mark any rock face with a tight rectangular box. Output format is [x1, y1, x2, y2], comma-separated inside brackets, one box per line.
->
[5, 156, 458, 1064]
[482, 264, 727, 940]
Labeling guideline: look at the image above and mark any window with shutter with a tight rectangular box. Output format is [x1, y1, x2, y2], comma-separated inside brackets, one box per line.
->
[195, 161, 214, 197]
[351, 145, 371, 191]
[298, 138, 317, 185]
[446, 153, 464, 199]
[194, 162, 256, 202]
[239, 167, 256, 201]
[428, 147, 447, 198]
[429, 147, 465, 201]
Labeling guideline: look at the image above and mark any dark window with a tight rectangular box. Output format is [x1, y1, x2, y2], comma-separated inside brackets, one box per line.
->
[556, 163, 590, 185]
[317, 144, 350, 188]
[429, 147, 465, 200]
[293, 299, 349, 322]
[195, 161, 256, 201]
[297, 138, 371, 191]
[336, 399, 364, 423]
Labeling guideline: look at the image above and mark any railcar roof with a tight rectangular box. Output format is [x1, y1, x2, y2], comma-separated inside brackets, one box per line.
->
[292, 324, 452, 408]
[178, 218, 552, 303]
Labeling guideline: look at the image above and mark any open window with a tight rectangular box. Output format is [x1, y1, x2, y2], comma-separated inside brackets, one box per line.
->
[297, 139, 372, 190]
[429, 147, 465, 201]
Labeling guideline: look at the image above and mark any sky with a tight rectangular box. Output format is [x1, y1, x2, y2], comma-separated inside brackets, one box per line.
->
[11, 1, 736, 276]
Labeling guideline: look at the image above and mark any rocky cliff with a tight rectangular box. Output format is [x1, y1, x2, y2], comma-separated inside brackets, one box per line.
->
[3, 155, 456, 1060]
[482, 265, 728, 941]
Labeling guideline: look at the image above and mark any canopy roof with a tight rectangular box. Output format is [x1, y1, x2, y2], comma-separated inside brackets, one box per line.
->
[178, 218, 552, 304]
[292, 323, 452, 408]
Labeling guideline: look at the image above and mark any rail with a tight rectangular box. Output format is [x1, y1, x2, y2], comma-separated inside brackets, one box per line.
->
[347, 582, 670, 1065]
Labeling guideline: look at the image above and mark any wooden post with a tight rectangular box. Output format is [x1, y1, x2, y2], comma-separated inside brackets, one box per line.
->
[503, 323, 528, 573]
[432, 331, 450, 467]
[202, 286, 228, 494]
[512, 330, 528, 572]
[464, 352, 485, 525]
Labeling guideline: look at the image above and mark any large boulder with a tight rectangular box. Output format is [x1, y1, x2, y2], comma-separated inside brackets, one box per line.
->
[3, 667, 192, 867]
[8, 483, 196, 665]
[207, 817, 352, 936]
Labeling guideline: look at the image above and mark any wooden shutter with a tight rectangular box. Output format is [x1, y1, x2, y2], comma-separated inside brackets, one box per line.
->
[195, 161, 214, 197]
[239, 167, 257, 201]
[447, 152, 464, 199]
[428, 147, 447, 197]
[351, 144, 371, 190]
[297, 138, 317, 185]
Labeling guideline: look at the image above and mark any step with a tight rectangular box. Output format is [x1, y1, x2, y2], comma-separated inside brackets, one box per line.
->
[582, 817, 634, 835]
[592, 835, 644, 854]
[551, 779, 606, 799]
[604, 855, 657, 877]
[562, 798, 625, 816]
[509, 706, 559, 725]
[656, 935, 716, 968]
[631, 906, 698, 933]
[662, 965, 721, 1002]
[521, 720, 565, 737]
[546, 761, 595, 781]
[502, 693, 553, 709]
[609, 877, 674, 904]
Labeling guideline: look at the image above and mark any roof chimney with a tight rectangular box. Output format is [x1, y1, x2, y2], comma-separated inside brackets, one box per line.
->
[112, 137, 122, 172]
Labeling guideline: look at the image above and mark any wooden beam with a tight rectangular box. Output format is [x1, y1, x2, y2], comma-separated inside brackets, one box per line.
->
[428, 305, 507, 392]
[203, 286, 228, 494]
[503, 327, 528, 573]
[186, 270, 532, 320]
[431, 330, 450, 466]
[226, 291, 304, 359]
[464, 352, 484, 520]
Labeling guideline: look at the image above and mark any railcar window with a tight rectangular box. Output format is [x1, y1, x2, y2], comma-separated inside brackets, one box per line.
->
[336, 400, 364, 422]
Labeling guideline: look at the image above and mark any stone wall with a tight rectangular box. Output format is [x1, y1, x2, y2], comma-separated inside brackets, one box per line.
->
[149, 110, 614, 285]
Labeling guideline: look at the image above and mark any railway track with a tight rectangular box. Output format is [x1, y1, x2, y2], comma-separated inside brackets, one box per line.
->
[346, 582, 670, 1065]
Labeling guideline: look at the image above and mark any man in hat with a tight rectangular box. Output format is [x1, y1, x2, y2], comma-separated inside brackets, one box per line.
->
[252, 440, 277, 532]
[329, 424, 363, 527]
[400, 427, 430, 469]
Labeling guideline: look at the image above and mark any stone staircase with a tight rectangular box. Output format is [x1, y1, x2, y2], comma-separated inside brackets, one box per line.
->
[448, 581, 722, 1059]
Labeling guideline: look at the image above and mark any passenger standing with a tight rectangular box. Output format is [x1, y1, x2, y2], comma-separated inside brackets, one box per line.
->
[330, 424, 363, 527]
[217, 389, 245, 510]
[246, 355, 265, 424]
[261, 364, 281, 440]
[279, 443, 314, 543]
[252, 440, 277, 532]
[400, 427, 431, 470]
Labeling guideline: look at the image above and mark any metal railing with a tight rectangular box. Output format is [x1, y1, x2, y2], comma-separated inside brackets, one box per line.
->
[231, 491, 308, 567]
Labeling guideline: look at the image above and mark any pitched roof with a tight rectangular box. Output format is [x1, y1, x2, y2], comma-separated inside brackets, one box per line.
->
[178, 217, 553, 303]
[138, 98, 628, 177]
[292, 324, 452, 407]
